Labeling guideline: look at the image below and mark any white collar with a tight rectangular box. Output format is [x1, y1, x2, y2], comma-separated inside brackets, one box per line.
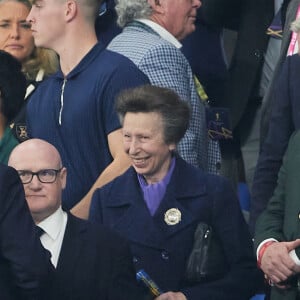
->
[137, 19, 182, 49]
[35, 69, 45, 82]
[25, 69, 45, 99]
[37, 207, 66, 241]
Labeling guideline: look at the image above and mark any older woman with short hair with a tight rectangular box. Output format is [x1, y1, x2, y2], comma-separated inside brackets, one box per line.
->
[90, 85, 260, 300]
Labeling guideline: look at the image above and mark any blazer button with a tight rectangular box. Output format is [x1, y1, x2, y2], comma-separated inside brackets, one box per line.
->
[161, 250, 169, 260]
[133, 256, 139, 264]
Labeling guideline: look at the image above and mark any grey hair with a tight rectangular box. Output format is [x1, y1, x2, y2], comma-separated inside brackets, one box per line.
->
[290, 17, 300, 33]
[115, 0, 153, 28]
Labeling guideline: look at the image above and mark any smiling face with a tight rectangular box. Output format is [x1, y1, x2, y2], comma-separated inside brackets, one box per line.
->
[150, 0, 201, 40]
[122, 112, 175, 184]
[0, 0, 35, 62]
[8, 139, 66, 223]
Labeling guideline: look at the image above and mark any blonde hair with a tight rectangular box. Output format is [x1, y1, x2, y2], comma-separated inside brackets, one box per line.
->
[22, 47, 59, 81]
[290, 17, 300, 33]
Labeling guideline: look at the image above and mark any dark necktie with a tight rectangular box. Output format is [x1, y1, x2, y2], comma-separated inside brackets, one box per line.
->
[267, 9, 283, 39]
[35, 226, 45, 237]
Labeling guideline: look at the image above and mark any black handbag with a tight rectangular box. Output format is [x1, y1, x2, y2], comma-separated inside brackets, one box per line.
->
[185, 222, 229, 282]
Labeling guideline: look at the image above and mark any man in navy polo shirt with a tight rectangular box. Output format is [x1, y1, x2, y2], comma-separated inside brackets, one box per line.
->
[26, 0, 149, 218]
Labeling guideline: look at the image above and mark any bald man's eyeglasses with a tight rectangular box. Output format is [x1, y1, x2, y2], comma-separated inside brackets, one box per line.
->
[17, 168, 63, 184]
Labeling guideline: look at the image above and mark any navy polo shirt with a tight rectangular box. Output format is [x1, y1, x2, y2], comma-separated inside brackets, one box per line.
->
[27, 42, 149, 209]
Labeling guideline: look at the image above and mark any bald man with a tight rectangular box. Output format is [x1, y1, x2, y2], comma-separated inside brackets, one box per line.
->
[8, 139, 143, 300]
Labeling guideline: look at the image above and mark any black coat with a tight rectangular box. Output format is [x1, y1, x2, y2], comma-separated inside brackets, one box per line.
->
[52, 213, 142, 300]
[0, 165, 53, 300]
[250, 54, 300, 232]
[202, 0, 274, 130]
[90, 156, 260, 300]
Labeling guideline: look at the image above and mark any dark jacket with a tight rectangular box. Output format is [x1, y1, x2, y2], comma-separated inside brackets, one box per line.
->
[202, 0, 274, 130]
[0, 165, 53, 300]
[250, 54, 300, 232]
[90, 156, 260, 300]
[250, 0, 300, 232]
[254, 129, 300, 300]
[260, 0, 299, 142]
[52, 213, 142, 300]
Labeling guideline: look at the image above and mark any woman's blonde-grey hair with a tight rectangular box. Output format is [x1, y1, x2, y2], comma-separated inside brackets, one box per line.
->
[290, 17, 300, 33]
[115, 0, 153, 28]
[22, 48, 59, 81]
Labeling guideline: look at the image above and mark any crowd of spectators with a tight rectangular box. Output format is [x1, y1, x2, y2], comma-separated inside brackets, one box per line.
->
[2, 0, 300, 299]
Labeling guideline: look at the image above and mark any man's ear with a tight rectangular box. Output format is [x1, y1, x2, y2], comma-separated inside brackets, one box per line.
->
[60, 167, 67, 189]
[65, 0, 77, 22]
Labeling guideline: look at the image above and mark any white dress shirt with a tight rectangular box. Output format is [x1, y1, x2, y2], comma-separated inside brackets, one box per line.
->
[137, 19, 182, 49]
[37, 207, 68, 268]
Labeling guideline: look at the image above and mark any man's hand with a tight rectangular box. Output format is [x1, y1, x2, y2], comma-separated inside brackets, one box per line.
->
[155, 292, 187, 300]
[261, 239, 300, 288]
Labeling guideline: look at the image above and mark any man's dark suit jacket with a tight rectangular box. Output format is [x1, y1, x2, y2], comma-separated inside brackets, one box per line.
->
[260, 0, 298, 142]
[52, 213, 142, 300]
[250, 0, 300, 233]
[0, 164, 52, 300]
[201, 0, 274, 130]
[200, 0, 275, 184]
[250, 54, 300, 232]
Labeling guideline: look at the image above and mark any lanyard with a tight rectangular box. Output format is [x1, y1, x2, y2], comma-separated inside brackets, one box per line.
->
[287, 5, 300, 56]
[193, 75, 209, 103]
